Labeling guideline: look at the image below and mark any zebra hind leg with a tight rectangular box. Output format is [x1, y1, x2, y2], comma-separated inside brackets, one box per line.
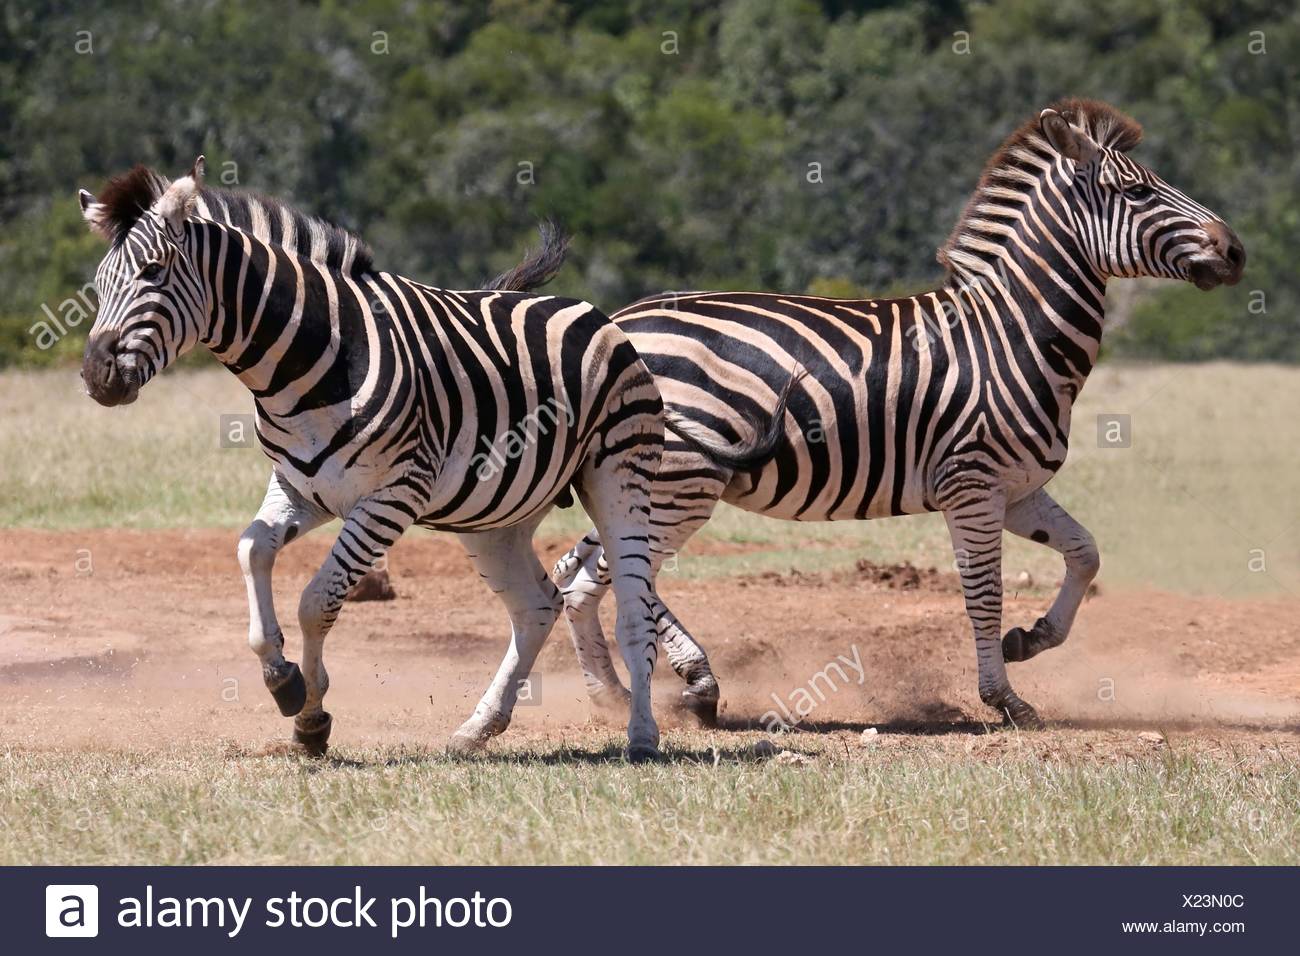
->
[943, 494, 1044, 730]
[448, 519, 561, 753]
[556, 450, 725, 726]
[556, 534, 721, 728]
[553, 533, 632, 714]
[574, 442, 664, 761]
[1001, 488, 1100, 663]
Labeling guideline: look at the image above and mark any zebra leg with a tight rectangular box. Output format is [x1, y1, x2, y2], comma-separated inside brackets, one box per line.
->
[575, 444, 664, 762]
[552, 533, 631, 712]
[237, 471, 329, 719]
[555, 450, 725, 725]
[448, 519, 561, 753]
[1001, 488, 1101, 662]
[292, 494, 416, 755]
[555, 531, 721, 727]
[943, 496, 1044, 730]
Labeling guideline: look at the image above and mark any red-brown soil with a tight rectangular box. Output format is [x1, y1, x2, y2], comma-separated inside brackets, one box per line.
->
[2, 529, 1298, 754]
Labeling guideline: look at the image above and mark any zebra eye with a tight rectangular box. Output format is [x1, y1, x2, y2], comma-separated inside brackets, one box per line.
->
[139, 261, 164, 282]
[1124, 184, 1154, 201]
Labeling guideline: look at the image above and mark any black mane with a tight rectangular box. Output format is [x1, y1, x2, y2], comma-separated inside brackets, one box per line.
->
[91, 165, 374, 275]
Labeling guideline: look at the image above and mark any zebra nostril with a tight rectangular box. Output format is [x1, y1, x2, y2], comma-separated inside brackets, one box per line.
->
[1226, 242, 1244, 267]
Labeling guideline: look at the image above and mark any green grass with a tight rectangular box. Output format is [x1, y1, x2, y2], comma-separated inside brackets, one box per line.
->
[5, 362, 1300, 594]
[3, 740, 1296, 865]
[5, 363, 1300, 867]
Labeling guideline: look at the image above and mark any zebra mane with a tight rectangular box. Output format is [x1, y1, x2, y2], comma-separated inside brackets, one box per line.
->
[937, 98, 1143, 279]
[89, 165, 375, 276]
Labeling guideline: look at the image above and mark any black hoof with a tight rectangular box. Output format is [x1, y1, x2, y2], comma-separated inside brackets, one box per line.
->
[1001, 698, 1045, 731]
[1002, 627, 1030, 663]
[626, 744, 661, 764]
[268, 662, 307, 717]
[678, 691, 719, 728]
[1002, 618, 1059, 663]
[292, 712, 332, 756]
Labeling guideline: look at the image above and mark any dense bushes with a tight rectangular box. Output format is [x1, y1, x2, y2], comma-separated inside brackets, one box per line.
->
[1, 0, 1295, 366]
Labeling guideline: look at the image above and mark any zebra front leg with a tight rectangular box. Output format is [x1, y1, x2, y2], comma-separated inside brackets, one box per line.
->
[449, 520, 561, 753]
[238, 472, 329, 718]
[292, 495, 415, 755]
[1002, 488, 1101, 662]
[944, 496, 1044, 729]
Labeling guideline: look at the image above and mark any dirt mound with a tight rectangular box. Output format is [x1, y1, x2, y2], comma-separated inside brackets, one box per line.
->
[847, 558, 955, 591]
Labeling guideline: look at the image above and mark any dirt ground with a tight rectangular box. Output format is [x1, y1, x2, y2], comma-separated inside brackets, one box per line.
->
[2, 529, 1299, 758]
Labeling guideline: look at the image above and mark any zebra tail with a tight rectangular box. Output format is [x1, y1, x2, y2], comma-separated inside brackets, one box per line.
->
[664, 366, 807, 471]
[483, 219, 572, 292]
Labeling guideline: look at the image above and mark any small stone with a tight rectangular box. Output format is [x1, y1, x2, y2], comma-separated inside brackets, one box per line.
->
[1138, 731, 1165, 745]
[751, 739, 778, 759]
[774, 750, 813, 766]
[1015, 570, 1033, 588]
[860, 727, 879, 745]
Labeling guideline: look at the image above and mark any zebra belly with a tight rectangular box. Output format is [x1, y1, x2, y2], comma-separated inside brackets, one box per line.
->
[720, 428, 937, 521]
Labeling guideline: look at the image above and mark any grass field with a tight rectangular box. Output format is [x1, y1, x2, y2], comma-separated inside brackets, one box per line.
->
[2, 363, 1299, 866]
[4, 734, 1297, 866]
[5, 361, 1300, 594]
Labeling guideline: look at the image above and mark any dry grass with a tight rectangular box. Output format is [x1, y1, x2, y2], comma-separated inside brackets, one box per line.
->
[4, 362, 1300, 595]
[3, 732, 1297, 866]
[3, 362, 1299, 866]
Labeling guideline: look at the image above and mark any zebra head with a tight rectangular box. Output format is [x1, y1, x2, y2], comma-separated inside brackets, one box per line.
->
[1038, 102, 1245, 291]
[78, 158, 208, 406]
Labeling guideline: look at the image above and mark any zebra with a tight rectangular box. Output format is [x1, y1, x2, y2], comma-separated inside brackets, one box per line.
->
[77, 170, 566, 605]
[77, 158, 669, 759]
[549, 99, 1246, 729]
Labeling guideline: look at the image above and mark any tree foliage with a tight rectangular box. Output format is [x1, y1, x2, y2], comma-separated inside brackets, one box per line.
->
[1, 0, 1295, 365]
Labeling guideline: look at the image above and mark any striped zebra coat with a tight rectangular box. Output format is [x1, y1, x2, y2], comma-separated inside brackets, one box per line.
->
[78, 160, 666, 758]
[553, 99, 1245, 729]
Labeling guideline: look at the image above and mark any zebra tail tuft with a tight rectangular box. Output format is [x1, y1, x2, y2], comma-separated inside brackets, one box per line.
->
[664, 366, 807, 471]
[483, 219, 572, 292]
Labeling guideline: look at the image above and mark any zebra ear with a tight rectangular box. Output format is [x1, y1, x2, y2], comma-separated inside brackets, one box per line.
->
[154, 157, 205, 234]
[1040, 109, 1099, 166]
[79, 188, 113, 241]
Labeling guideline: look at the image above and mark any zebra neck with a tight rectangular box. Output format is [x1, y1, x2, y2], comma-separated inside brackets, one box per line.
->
[939, 220, 1108, 385]
[190, 220, 365, 403]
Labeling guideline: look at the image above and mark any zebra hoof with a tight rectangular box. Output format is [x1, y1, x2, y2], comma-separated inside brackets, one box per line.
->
[678, 690, 719, 728]
[1001, 697, 1045, 731]
[625, 743, 661, 764]
[1002, 627, 1031, 663]
[292, 712, 332, 756]
[446, 730, 489, 756]
[268, 662, 307, 717]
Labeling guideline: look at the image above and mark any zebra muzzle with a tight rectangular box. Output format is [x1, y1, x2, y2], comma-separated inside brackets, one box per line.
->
[80, 334, 140, 406]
